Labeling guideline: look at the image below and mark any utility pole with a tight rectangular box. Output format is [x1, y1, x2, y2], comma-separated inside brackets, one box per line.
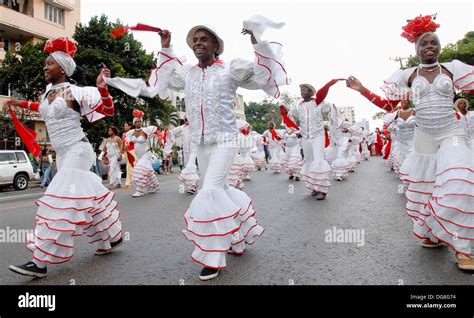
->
[389, 56, 408, 69]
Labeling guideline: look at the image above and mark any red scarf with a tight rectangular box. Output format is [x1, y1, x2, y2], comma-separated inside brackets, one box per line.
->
[324, 128, 330, 148]
[7, 106, 41, 157]
[271, 129, 282, 141]
[279, 105, 299, 131]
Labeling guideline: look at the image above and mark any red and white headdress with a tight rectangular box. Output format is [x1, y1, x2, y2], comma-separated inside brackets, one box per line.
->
[132, 109, 145, 123]
[44, 37, 77, 77]
[401, 14, 441, 57]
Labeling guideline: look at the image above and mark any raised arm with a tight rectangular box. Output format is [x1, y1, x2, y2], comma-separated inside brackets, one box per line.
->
[3, 99, 41, 112]
[314, 79, 345, 105]
[95, 65, 114, 116]
[231, 29, 289, 98]
[346, 76, 400, 112]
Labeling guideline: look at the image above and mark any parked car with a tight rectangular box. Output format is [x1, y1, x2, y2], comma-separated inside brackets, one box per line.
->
[151, 153, 164, 174]
[0, 150, 36, 191]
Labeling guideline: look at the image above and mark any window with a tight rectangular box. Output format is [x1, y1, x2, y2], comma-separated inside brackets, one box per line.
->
[15, 152, 27, 163]
[44, 3, 64, 26]
[0, 153, 16, 164]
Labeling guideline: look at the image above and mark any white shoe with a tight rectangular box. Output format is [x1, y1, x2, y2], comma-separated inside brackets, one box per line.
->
[132, 191, 144, 197]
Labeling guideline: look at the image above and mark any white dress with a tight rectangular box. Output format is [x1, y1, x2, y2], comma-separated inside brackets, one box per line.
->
[128, 128, 160, 194]
[27, 83, 122, 264]
[240, 132, 257, 179]
[174, 124, 200, 193]
[106, 139, 122, 186]
[263, 129, 285, 173]
[283, 131, 303, 178]
[251, 133, 267, 170]
[461, 111, 474, 150]
[392, 111, 415, 175]
[386, 61, 474, 255]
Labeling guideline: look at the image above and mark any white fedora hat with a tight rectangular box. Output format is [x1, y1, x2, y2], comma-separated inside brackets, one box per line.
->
[186, 25, 224, 56]
[299, 83, 316, 95]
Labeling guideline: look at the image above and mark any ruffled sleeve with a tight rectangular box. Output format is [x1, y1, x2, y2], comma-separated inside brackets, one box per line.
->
[380, 67, 415, 100]
[329, 103, 345, 129]
[442, 60, 474, 92]
[142, 126, 158, 139]
[104, 45, 189, 99]
[230, 40, 290, 98]
[69, 86, 106, 123]
[172, 125, 183, 138]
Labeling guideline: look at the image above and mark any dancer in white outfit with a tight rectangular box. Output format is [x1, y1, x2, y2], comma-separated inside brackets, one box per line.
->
[7, 37, 123, 278]
[288, 83, 341, 200]
[104, 16, 289, 279]
[392, 103, 416, 175]
[127, 109, 160, 198]
[455, 98, 474, 150]
[263, 122, 285, 174]
[105, 126, 123, 189]
[251, 132, 267, 171]
[173, 118, 199, 194]
[346, 14, 474, 270]
[240, 123, 257, 181]
[360, 127, 371, 161]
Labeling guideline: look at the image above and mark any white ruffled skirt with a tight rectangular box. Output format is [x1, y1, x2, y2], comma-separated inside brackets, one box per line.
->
[400, 124, 474, 255]
[183, 143, 264, 269]
[251, 150, 267, 170]
[27, 141, 123, 264]
[284, 145, 303, 178]
[131, 151, 160, 194]
[300, 135, 332, 194]
[268, 144, 283, 173]
[178, 151, 199, 193]
[331, 139, 352, 179]
[228, 149, 245, 189]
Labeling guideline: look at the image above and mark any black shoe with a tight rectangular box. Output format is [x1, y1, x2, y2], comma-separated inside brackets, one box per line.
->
[289, 176, 294, 180]
[111, 237, 124, 249]
[295, 177, 300, 181]
[316, 192, 326, 200]
[311, 191, 319, 196]
[199, 267, 220, 281]
[9, 262, 47, 278]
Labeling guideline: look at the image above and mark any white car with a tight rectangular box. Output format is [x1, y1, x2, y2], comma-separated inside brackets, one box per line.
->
[0, 150, 36, 190]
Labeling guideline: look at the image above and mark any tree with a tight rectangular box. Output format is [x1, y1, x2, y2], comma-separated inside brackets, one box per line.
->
[73, 15, 177, 148]
[0, 42, 47, 147]
[245, 99, 281, 133]
[372, 111, 386, 120]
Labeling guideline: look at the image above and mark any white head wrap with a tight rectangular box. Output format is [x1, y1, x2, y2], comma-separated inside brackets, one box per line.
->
[50, 51, 76, 77]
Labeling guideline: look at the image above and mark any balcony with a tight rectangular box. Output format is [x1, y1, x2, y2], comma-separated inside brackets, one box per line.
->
[0, 1, 73, 42]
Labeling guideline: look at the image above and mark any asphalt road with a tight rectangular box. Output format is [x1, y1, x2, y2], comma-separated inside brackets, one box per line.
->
[1, 157, 473, 285]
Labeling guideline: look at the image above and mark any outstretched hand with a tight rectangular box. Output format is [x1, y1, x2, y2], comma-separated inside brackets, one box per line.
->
[97, 64, 111, 88]
[241, 28, 257, 44]
[2, 99, 21, 110]
[159, 30, 171, 48]
[346, 76, 365, 93]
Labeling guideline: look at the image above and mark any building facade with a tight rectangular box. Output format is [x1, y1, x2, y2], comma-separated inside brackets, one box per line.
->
[338, 105, 356, 124]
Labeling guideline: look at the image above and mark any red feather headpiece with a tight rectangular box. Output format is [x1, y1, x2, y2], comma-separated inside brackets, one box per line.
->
[401, 14, 439, 43]
[44, 37, 77, 58]
[132, 109, 144, 118]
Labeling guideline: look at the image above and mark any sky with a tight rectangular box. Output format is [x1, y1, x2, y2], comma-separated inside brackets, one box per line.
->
[81, 0, 473, 131]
